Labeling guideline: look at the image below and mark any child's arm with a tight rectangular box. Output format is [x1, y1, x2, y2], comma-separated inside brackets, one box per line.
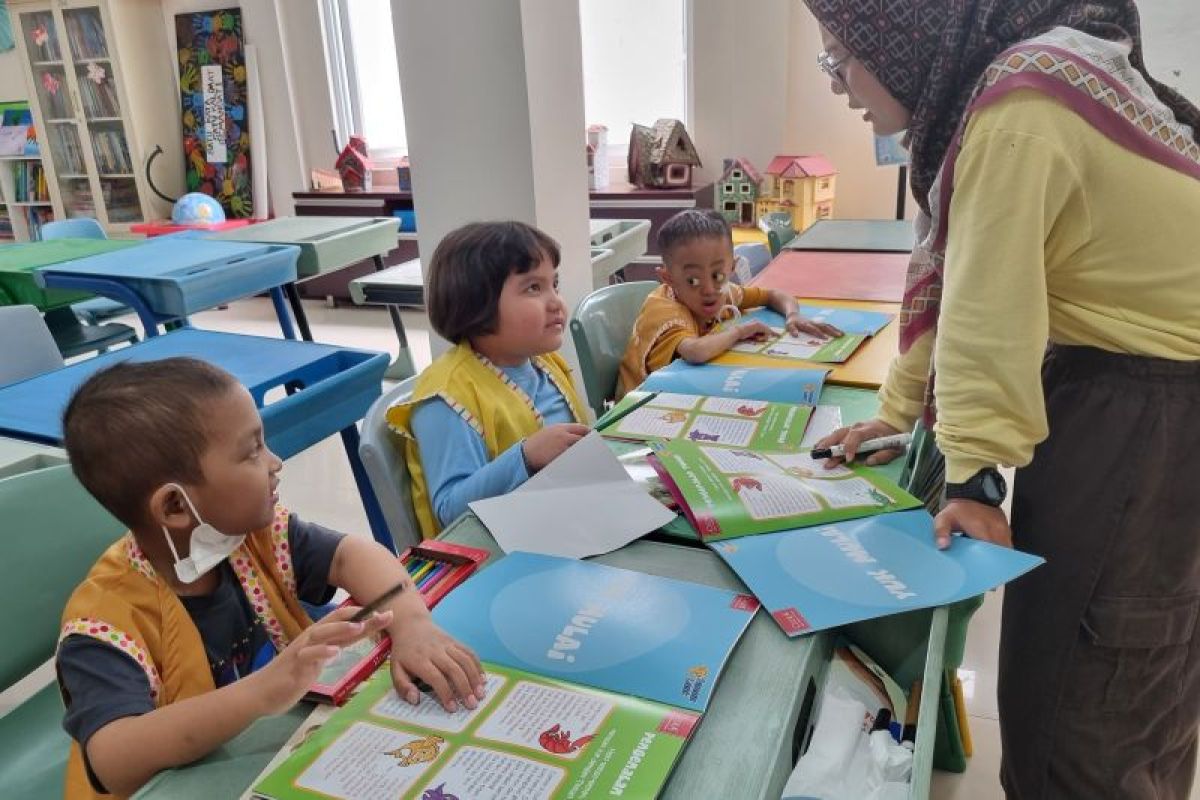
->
[765, 289, 843, 338]
[328, 535, 486, 712]
[83, 608, 388, 797]
[676, 320, 775, 364]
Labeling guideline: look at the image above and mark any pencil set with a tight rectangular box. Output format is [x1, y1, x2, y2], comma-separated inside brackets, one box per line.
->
[305, 541, 490, 705]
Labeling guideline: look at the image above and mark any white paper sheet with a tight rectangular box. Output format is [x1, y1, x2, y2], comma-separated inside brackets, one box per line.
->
[469, 432, 676, 559]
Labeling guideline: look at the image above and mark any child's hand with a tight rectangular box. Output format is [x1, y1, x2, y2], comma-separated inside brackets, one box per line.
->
[522, 423, 590, 472]
[389, 618, 486, 712]
[786, 313, 842, 339]
[735, 320, 775, 342]
[254, 606, 393, 716]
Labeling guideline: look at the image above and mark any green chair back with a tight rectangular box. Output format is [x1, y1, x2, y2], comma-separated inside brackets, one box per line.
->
[568, 281, 657, 418]
[0, 463, 125, 689]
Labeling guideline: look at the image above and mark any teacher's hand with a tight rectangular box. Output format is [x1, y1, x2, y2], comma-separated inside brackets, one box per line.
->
[934, 500, 1012, 550]
[814, 418, 903, 468]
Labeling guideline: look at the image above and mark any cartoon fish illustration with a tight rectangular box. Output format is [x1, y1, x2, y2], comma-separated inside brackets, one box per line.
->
[421, 783, 460, 800]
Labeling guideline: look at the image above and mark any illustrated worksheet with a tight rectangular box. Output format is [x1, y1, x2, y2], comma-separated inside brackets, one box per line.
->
[602, 391, 812, 451]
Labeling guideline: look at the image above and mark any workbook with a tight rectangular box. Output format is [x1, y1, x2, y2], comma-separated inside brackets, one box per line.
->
[723, 307, 893, 364]
[600, 390, 812, 451]
[710, 510, 1044, 636]
[637, 361, 829, 405]
[254, 553, 757, 800]
[652, 439, 922, 541]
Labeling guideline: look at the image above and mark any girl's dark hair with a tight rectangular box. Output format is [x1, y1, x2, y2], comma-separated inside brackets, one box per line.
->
[426, 221, 561, 343]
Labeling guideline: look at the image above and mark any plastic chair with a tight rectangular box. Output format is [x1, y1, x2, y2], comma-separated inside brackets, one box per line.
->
[0, 305, 65, 386]
[0, 462, 127, 799]
[568, 281, 657, 418]
[359, 377, 421, 552]
[39, 218, 131, 325]
[732, 243, 772, 285]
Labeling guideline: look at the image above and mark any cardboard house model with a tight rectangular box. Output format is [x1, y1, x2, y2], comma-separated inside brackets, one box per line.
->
[755, 155, 837, 232]
[627, 118, 702, 189]
[335, 134, 373, 192]
[718, 157, 762, 226]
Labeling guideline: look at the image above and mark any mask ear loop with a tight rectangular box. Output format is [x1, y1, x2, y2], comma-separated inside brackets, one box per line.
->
[159, 482, 201, 565]
[716, 279, 742, 325]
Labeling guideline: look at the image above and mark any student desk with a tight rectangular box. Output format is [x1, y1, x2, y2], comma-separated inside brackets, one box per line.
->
[0, 239, 140, 311]
[711, 298, 900, 390]
[0, 436, 66, 480]
[31, 237, 303, 340]
[751, 250, 911, 304]
[784, 219, 916, 253]
[0, 329, 395, 550]
[130, 514, 944, 800]
[210, 216, 401, 344]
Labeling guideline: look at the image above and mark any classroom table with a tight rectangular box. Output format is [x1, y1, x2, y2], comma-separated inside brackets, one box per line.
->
[0, 239, 140, 311]
[210, 216, 401, 345]
[0, 329, 395, 550]
[131, 513, 945, 800]
[711, 298, 900, 390]
[0, 436, 66, 481]
[784, 219, 916, 253]
[751, 250, 911, 303]
[130, 219, 255, 237]
[32, 237, 303, 340]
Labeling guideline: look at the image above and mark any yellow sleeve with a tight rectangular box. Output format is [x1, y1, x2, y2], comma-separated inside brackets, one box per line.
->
[934, 122, 1090, 483]
[736, 285, 772, 310]
[876, 329, 933, 434]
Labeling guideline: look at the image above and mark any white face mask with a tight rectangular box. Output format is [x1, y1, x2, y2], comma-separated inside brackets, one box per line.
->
[160, 483, 246, 583]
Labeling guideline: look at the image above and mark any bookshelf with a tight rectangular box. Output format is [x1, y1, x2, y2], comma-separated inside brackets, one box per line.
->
[0, 97, 51, 241]
[8, 0, 183, 234]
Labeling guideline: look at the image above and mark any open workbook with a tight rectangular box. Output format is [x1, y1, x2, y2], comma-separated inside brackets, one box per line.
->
[721, 306, 893, 364]
[652, 439, 921, 541]
[600, 390, 812, 451]
[253, 554, 757, 799]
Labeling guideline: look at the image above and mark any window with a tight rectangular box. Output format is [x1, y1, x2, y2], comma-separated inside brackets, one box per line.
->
[819, 178, 831, 191]
[740, 182, 752, 195]
[724, 200, 737, 211]
[322, 0, 407, 159]
[580, 0, 688, 167]
[730, 169, 742, 180]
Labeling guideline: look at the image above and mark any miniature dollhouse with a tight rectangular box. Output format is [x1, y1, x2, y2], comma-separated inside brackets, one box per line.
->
[587, 124, 609, 190]
[627, 118, 701, 189]
[335, 135, 373, 192]
[718, 157, 762, 226]
[755, 155, 836, 232]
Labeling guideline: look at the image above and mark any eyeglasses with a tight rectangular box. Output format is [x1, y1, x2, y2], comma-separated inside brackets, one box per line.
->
[817, 51, 851, 90]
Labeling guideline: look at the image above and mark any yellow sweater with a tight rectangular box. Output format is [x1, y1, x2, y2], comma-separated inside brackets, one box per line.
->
[878, 89, 1200, 482]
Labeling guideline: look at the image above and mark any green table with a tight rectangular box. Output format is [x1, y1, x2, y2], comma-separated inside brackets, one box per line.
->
[212, 217, 407, 374]
[784, 219, 916, 253]
[0, 239, 140, 310]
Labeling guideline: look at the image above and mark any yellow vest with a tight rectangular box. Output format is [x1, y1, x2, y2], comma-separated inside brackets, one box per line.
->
[57, 506, 311, 800]
[386, 343, 588, 538]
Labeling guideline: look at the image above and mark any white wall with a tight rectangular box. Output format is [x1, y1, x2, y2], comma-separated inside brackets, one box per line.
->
[0, 48, 27, 101]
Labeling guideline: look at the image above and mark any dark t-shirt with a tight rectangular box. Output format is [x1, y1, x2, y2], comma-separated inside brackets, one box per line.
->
[57, 515, 345, 791]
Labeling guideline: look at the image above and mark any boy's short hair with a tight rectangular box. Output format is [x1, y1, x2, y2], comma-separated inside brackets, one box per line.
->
[426, 221, 561, 343]
[657, 209, 732, 262]
[63, 358, 240, 529]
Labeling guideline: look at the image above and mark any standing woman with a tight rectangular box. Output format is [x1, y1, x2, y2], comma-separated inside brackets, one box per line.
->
[805, 1, 1200, 797]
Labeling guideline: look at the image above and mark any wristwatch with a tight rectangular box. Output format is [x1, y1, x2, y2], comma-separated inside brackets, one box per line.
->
[944, 467, 1007, 507]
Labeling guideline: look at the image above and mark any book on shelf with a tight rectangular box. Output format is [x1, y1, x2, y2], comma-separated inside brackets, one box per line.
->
[24, 12, 62, 61]
[24, 207, 55, 240]
[64, 10, 109, 60]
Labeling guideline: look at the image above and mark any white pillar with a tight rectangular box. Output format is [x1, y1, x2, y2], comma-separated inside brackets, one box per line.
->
[391, 0, 592, 368]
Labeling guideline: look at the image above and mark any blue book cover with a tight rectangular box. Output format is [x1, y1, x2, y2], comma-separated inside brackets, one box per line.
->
[431, 552, 759, 712]
[710, 510, 1043, 636]
[742, 306, 894, 337]
[641, 361, 829, 405]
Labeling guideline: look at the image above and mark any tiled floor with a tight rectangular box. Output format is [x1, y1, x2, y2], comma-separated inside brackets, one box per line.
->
[5, 295, 1198, 799]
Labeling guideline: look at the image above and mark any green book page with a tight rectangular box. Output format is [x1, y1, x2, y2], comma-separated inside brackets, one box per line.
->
[601, 391, 812, 451]
[254, 662, 698, 800]
[655, 439, 922, 541]
[725, 324, 867, 364]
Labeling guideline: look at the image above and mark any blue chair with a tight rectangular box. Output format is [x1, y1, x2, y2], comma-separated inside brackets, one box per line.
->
[732, 243, 772, 285]
[359, 377, 422, 552]
[39, 218, 131, 325]
[569, 281, 657, 418]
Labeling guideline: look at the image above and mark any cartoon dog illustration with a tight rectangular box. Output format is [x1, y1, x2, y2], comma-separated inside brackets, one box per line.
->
[385, 734, 445, 767]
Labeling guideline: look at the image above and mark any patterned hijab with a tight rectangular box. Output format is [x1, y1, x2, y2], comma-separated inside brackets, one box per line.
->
[802, 0, 1200, 212]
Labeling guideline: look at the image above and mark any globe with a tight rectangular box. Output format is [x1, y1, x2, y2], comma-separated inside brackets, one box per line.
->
[171, 192, 227, 225]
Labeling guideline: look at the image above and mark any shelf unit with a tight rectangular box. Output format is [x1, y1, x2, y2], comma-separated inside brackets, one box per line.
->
[0, 99, 52, 241]
[9, 0, 183, 234]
